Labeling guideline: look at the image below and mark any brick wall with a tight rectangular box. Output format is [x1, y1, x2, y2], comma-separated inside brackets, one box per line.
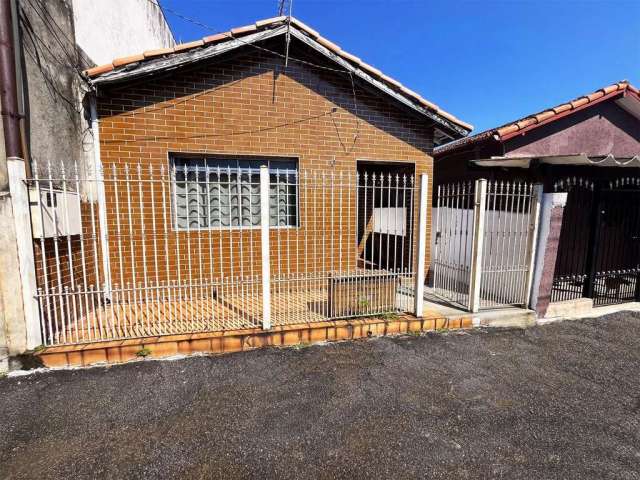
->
[97, 47, 434, 287]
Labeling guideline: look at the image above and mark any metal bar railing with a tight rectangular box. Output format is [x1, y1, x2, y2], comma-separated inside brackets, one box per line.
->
[27, 158, 422, 346]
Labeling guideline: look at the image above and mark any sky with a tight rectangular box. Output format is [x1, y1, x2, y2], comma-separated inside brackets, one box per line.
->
[160, 0, 640, 133]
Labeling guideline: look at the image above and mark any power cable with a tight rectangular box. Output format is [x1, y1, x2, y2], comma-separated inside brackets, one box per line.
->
[109, 0, 362, 149]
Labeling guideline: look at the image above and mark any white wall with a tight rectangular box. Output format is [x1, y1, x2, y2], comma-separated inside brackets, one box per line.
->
[72, 0, 174, 66]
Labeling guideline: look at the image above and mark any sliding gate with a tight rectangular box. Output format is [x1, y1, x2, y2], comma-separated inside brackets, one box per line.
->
[432, 179, 540, 311]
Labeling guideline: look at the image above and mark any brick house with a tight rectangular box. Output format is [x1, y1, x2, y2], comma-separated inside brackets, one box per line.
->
[30, 16, 471, 360]
[433, 81, 640, 318]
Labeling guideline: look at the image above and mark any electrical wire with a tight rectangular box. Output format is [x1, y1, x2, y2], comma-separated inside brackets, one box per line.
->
[101, 109, 337, 144]
[106, 0, 362, 149]
[143, 0, 348, 74]
[23, 0, 86, 80]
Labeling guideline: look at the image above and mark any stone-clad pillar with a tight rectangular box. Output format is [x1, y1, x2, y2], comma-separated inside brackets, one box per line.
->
[529, 192, 568, 318]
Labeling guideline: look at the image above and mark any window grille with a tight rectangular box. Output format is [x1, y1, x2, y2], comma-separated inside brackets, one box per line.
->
[172, 156, 298, 229]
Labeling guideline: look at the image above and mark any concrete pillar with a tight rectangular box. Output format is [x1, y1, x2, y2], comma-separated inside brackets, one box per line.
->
[529, 192, 568, 318]
[0, 114, 9, 373]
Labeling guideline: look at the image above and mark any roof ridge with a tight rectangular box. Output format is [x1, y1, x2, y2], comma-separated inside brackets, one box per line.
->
[83, 16, 472, 133]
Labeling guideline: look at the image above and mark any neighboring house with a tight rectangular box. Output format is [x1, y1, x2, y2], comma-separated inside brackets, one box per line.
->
[71, 0, 174, 66]
[21, 15, 471, 365]
[0, 0, 174, 370]
[433, 81, 640, 318]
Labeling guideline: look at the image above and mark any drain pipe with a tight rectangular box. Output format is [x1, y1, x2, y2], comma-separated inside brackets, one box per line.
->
[0, 0, 22, 163]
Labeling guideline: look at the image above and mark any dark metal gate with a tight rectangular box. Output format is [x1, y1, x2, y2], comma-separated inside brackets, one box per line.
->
[551, 178, 640, 306]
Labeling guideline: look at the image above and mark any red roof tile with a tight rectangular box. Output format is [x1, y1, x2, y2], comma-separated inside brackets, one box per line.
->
[83, 16, 472, 133]
[174, 40, 204, 52]
[436, 81, 637, 155]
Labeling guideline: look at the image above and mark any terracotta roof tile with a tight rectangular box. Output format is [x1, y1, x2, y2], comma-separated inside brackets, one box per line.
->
[231, 24, 257, 36]
[203, 32, 230, 44]
[436, 80, 637, 155]
[112, 53, 144, 67]
[174, 40, 204, 52]
[534, 110, 556, 123]
[586, 91, 604, 101]
[552, 103, 572, 114]
[315, 35, 341, 53]
[255, 16, 286, 27]
[144, 47, 174, 58]
[417, 96, 439, 111]
[496, 124, 520, 136]
[290, 18, 320, 38]
[85, 63, 114, 77]
[379, 73, 402, 89]
[83, 16, 471, 133]
[360, 62, 383, 77]
[570, 97, 589, 108]
[338, 50, 361, 65]
[515, 117, 537, 129]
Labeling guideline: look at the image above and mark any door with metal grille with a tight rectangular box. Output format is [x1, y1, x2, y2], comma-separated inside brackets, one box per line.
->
[551, 179, 640, 307]
[478, 181, 540, 310]
[550, 182, 595, 302]
[590, 188, 640, 306]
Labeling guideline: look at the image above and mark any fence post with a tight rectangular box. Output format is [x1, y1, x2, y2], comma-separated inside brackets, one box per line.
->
[259, 165, 271, 329]
[468, 179, 487, 313]
[90, 97, 112, 298]
[7, 158, 42, 349]
[414, 174, 428, 317]
[524, 184, 543, 307]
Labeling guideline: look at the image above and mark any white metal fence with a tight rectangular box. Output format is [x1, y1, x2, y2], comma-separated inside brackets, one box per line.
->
[26, 159, 427, 346]
[433, 179, 541, 312]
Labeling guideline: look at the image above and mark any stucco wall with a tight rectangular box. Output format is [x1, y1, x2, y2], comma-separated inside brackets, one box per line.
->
[18, 0, 88, 178]
[72, 0, 174, 66]
[506, 100, 640, 158]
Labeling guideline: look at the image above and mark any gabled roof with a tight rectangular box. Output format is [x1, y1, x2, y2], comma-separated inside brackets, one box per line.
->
[435, 81, 639, 156]
[83, 16, 472, 140]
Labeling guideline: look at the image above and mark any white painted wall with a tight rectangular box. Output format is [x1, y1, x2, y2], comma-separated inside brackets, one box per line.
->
[72, 0, 174, 66]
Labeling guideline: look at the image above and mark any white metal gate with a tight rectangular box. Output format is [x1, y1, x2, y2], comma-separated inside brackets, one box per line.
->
[433, 179, 540, 312]
[20, 159, 429, 346]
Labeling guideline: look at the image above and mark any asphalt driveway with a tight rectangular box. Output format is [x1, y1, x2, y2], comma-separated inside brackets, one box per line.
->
[2, 312, 640, 479]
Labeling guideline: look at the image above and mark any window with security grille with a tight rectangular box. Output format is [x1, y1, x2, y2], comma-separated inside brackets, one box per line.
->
[171, 156, 298, 230]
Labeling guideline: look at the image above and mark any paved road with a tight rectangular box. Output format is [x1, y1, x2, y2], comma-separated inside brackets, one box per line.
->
[2, 313, 640, 479]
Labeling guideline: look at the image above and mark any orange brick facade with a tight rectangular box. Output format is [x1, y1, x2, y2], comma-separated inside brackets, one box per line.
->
[96, 48, 435, 288]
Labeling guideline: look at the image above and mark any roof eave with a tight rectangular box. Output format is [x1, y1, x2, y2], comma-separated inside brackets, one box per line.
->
[287, 28, 470, 139]
[498, 89, 628, 141]
[88, 22, 471, 138]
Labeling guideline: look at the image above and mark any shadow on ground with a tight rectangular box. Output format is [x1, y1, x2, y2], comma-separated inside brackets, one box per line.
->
[1, 312, 640, 479]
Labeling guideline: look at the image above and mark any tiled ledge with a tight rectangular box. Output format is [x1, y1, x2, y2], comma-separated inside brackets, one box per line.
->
[37, 314, 473, 368]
